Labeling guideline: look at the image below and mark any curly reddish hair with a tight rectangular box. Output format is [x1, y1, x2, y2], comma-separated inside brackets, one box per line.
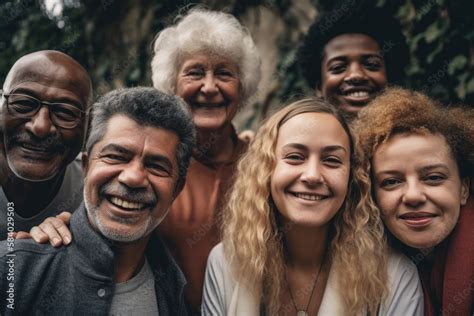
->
[354, 87, 474, 180]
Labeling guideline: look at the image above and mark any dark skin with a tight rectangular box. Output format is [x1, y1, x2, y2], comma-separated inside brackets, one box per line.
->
[318, 33, 388, 117]
[1, 50, 91, 217]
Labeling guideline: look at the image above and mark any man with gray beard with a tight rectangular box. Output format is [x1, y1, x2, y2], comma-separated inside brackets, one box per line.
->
[0, 87, 195, 315]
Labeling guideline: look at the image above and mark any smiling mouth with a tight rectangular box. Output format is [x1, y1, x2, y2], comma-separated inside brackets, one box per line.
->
[19, 142, 54, 153]
[399, 212, 437, 227]
[191, 102, 226, 109]
[292, 192, 328, 201]
[107, 196, 147, 211]
[338, 89, 377, 105]
[344, 91, 369, 98]
[399, 212, 437, 220]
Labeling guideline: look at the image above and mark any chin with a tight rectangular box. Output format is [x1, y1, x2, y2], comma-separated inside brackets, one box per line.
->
[8, 164, 62, 182]
[399, 235, 442, 250]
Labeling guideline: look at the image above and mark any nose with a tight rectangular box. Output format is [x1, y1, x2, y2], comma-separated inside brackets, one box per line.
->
[344, 62, 368, 84]
[118, 160, 149, 189]
[300, 160, 324, 185]
[200, 73, 219, 95]
[402, 180, 427, 207]
[24, 106, 57, 138]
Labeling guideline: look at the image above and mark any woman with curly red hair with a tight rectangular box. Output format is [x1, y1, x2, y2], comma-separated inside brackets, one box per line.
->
[354, 87, 474, 315]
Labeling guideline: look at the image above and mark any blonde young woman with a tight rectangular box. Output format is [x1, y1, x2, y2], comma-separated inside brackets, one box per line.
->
[202, 98, 423, 315]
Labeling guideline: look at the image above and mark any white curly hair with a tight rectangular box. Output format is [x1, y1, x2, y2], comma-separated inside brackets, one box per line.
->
[151, 8, 261, 107]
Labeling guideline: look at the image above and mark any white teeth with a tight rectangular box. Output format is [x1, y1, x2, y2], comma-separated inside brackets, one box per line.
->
[294, 193, 325, 201]
[110, 197, 145, 210]
[347, 91, 369, 98]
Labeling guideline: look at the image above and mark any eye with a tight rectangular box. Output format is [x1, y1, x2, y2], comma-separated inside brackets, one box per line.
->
[8, 96, 38, 113]
[323, 156, 343, 167]
[424, 173, 446, 185]
[328, 62, 346, 74]
[52, 105, 80, 122]
[186, 68, 205, 78]
[379, 178, 402, 189]
[100, 154, 126, 164]
[283, 153, 304, 163]
[146, 163, 172, 177]
[216, 68, 235, 78]
[364, 57, 383, 71]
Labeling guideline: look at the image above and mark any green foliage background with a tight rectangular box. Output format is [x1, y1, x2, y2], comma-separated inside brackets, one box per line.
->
[1, 0, 473, 128]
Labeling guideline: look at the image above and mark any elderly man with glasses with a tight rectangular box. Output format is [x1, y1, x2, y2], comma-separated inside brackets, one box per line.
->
[0, 50, 92, 240]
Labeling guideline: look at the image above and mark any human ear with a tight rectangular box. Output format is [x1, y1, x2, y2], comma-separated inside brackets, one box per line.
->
[460, 177, 470, 205]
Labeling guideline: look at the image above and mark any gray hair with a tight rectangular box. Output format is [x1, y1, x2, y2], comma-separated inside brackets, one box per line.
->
[151, 8, 261, 107]
[86, 87, 195, 188]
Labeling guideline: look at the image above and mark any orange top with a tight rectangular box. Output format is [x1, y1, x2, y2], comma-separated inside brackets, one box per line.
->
[156, 132, 247, 311]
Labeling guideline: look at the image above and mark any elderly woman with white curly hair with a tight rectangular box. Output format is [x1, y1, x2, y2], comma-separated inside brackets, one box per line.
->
[151, 8, 261, 311]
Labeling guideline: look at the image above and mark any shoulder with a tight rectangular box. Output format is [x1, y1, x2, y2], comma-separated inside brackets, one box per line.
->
[206, 243, 230, 280]
[0, 239, 65, 260]
[386, 249, 418, 275]
[386, 249, 421, 291]
[208, 243, 225, 264]
[382, 249, 423, 315]
[203, 243, 260, 316]
[0, 239, 67, 286]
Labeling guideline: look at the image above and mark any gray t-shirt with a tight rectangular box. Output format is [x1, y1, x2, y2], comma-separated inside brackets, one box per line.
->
[109, 258, 159, 316]
[0, 156, 84, 239]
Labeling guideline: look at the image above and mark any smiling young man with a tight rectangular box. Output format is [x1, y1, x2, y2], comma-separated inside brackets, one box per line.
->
[298, 5, 408, 118]
[0, 87, 195, 315]
[0, 50, 92, 239]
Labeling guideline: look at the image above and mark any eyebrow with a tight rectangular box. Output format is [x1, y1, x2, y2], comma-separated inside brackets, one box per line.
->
[326, 53, 383, 65]
[100, 143, 174, 169]
[10, 87, 83, 109]
[282, 143, 307, 151]
[418, 164, 450, 174]
[321, 145, 348, 153]
[375, 163, 450, 176]
[182, 63, 205, 71]
[282, 143, 348, 153]
[100, 143, 133, 156]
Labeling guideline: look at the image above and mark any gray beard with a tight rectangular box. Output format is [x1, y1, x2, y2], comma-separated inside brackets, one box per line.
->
[83, 183, 164, 243]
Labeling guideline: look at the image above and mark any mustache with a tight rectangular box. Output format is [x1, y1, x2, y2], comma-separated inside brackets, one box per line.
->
[6, 131, 65, 152]
[100, 182, 157, 206]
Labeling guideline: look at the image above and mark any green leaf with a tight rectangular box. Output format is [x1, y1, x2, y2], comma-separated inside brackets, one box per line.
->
[448, 55, 467, 75]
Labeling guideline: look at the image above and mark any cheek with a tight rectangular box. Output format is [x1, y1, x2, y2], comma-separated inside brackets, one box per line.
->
[443, 201, 461, 225]
[375, 191, 397, 217]
[62, 130, 83, 145]
[176, 81, 199, 100]
[85, 165, 116, 196]
[374, 70, 388, 85]
[329, 168, 350, 193]
[4, 117, 25, 132]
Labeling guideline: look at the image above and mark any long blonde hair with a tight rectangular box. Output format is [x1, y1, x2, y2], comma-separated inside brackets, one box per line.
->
[223, 98, 388, 315]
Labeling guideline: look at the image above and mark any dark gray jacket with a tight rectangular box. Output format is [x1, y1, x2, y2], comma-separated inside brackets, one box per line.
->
[0, 204, 188, 315]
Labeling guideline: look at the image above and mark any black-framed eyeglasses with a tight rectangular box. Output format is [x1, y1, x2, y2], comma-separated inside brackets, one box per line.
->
[2, 93, 85, 129]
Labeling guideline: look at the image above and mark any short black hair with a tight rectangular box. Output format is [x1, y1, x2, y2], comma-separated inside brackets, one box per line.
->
[297, 5, 409, 89]
[86, 87, 195, 188]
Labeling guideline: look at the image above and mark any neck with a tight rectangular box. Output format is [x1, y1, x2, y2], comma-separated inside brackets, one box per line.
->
[2, 168, 65, 217]
[194, 125, 235, 163]
[114, 236, 150, 283]
[284, 222, 329, 270]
